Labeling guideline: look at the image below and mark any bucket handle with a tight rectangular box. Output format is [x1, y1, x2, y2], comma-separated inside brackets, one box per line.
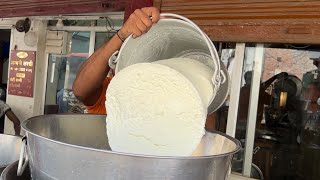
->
[220, 69, 227, 84]
[109, 50, 119, 69]
[17, 136, 29, 176]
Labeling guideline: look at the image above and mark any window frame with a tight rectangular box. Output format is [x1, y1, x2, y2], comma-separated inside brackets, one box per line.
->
[43, 13, 124, 114]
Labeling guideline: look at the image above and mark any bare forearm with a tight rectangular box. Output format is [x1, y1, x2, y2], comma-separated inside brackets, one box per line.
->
[73, 35, 122, 105]
[6, 110, 19, 124]
[6, 110, 21, 135]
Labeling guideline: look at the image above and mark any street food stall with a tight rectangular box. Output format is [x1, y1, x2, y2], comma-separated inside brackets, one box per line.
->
[0, 0, 319, 180]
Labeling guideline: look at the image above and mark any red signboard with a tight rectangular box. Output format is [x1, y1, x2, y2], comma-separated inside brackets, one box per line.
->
[8, 50, 36, 97]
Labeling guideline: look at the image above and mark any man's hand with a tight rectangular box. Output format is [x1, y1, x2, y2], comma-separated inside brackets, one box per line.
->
[118, 7, 160, 39]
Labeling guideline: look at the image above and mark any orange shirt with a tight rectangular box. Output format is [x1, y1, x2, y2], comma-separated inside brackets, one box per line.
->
[86, 77, 111, 114]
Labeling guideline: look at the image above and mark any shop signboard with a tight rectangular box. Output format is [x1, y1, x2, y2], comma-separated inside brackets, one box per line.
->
[8, 50, 36, 97]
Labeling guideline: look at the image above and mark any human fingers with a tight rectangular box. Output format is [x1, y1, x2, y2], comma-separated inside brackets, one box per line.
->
[141, 7, 160, 24]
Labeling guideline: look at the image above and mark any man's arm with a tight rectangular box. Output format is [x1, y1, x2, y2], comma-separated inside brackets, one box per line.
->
[73, 7, 160, 106]
[6, 110, 20, 135]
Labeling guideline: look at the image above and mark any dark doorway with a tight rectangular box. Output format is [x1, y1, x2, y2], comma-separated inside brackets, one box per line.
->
[0, 29, 11, 133]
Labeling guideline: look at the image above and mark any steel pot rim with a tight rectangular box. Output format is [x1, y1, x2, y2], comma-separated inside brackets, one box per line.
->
[22, 114, 241, 160]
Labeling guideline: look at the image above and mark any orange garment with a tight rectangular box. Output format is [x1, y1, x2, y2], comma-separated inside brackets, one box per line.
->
[86, 77, 111, 114]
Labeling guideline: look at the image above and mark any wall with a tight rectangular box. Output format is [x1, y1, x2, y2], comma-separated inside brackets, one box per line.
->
[3, 20, 47, 135]
[124, 0, 153, 21]
[262, 48, 315, 81]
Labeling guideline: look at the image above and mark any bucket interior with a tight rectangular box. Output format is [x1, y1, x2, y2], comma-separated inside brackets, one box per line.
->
[22, 114, 240, 157]
[116, 19, 215, 73]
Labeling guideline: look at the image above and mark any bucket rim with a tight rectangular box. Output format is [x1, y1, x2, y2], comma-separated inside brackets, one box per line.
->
[22, 114, 241, 160]
[111, 16, 222, 109]
[113, 18, 209, 73]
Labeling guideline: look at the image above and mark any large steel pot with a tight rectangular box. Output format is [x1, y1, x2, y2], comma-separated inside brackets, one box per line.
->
[18, 114, 240, 180]
[0, 134, 22, 174]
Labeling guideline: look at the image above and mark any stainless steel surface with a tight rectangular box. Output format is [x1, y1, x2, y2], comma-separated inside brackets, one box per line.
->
[260, 135, 278, 142]
[1, 161, 31, 180]
[21, 114, 240, 180]
[232, 160, 264, 180]
[0, 134, 22, 167]
[110, 15, 223, 114]
[17, 138, 28, 176]
[177, 50, 230, 113]
[0, 166, 6, 176]
[209, 63, 230, 113]
[251, 164, 263, 180]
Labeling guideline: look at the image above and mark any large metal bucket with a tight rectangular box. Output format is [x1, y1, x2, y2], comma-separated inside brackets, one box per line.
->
[18, 114, 240, 180]
[109, 14, 230, 114]
[0, 134, 22, 174]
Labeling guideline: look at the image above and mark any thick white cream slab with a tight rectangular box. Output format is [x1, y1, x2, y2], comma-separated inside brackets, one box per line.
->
[155, 58, 214, 107]
[106, 63, 207, 156]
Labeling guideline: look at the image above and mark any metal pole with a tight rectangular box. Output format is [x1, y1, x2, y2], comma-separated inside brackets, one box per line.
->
[226, 43, 246, 137]
[64, 59, 70, 90]
[243, 43, 265, 176]
[89, 20, 96, 56]
[47, 26, 122, 32]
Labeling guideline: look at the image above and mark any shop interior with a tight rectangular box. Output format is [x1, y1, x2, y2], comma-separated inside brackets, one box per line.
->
[43, 27, 320, 178]
[205, 43, 320, 180]
[0, 1, 319, 179]
[40, 18, 320, 179]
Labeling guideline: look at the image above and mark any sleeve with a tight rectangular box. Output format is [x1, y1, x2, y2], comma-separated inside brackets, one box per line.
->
[85, 78, 111, 114]
[0, 100, 11, 115]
